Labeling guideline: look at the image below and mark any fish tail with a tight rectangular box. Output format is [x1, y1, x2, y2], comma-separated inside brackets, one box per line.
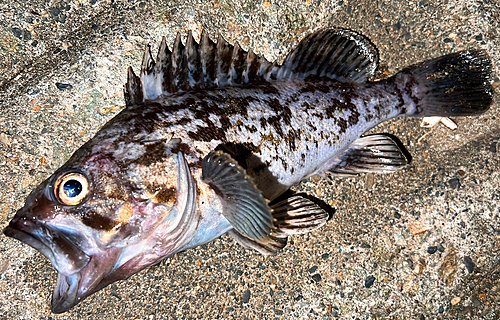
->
[394, 49, 493, 117]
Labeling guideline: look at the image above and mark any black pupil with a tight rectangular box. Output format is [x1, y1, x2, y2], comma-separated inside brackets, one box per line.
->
[63, 179, 82, 198]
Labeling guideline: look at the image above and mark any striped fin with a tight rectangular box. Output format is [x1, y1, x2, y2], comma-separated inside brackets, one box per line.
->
[271, 195, 329, 237]
[278, 28, 378, 82]
[124, 28, 378, 105]
[229, 230, 287, 256]
[202, 151, 274, 242]
[328, 134, 411, 176]
[229, 195, 330, 255]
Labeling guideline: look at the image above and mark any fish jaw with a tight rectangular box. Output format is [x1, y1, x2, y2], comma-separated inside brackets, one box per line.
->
[3, 192, 175, 313]
[3, 202, 124, 313]
[50, 245, 123, 313]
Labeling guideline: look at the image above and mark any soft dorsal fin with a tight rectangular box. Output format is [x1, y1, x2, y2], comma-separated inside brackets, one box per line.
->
[278, 28, 378, 82]
[124, 28, 378, 105]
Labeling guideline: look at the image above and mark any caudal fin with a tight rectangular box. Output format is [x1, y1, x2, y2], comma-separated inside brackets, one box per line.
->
[395, 49, 493, 117]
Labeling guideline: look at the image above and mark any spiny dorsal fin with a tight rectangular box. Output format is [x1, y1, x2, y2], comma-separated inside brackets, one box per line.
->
[124, 28, 378, 106]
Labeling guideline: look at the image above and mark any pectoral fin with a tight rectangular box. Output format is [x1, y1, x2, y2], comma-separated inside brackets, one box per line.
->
[329, 134, 411, 176]
[202, 151, 274, 242]
[229, 194, 330, 255]
[229, 230, 287, 255]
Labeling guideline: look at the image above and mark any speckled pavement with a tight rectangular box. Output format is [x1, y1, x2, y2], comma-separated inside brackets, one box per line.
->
[0, 0, 499, 319]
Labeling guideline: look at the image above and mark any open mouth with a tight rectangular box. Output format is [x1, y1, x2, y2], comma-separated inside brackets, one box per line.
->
[4, 217, 90, 274]
[3, 217, 91, 313]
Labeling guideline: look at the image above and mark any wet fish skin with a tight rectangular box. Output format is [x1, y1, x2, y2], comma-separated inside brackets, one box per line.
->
[3, 28, 493, 313]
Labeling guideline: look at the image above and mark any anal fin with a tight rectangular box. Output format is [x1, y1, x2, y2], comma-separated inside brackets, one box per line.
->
[329, 134, 411, 176]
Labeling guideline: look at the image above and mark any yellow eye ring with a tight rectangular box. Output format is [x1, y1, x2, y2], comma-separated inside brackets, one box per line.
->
[54, 172, 89, 206]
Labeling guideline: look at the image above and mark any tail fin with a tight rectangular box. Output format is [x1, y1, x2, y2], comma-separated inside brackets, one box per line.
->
[395, 49, 493, 117]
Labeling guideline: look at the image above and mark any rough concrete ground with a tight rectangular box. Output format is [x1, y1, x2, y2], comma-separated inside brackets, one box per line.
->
[0, 0, 499, 319]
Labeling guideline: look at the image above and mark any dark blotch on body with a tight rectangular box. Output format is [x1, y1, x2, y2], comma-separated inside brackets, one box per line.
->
[347, 102, 360, 125]
[155, 187, 177, 205]
[215, 142, 261, 169]
[136, 140, 168, 166]
[188, 119, 226, 142]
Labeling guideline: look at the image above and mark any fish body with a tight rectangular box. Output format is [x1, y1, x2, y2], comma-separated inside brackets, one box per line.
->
[4, 28, 493, 313]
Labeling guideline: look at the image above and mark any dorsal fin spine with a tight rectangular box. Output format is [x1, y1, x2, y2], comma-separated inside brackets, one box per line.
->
[200, 30, 216, 86]
[125, 67, 142, 105]
[171, 33, 186, 92]
[230, 42, 245, 85]
[185, 31, 201, 89]
[215, 35, 233, 86]
[157, 37, 172, 95]
[140, 45, 157, 100]
[125, 28, 379, 106]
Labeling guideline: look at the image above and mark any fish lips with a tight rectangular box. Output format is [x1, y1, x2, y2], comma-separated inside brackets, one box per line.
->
[4, 217, 90, 274]
[3, 213, 121, 313]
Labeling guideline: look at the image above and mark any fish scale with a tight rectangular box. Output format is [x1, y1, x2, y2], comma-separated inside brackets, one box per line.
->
[115, 78, 403, 197]
[3, 28, 493, 313]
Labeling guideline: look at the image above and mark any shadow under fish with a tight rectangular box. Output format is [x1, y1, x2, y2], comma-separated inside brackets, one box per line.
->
[3, 28, 493, 313]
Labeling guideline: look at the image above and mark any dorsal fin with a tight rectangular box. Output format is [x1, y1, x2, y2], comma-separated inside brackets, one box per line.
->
[124, 28, 378, 106]
[278, 28, 378, 82]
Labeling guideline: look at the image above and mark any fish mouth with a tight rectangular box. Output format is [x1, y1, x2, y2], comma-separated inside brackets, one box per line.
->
[3, 216, 92, 313]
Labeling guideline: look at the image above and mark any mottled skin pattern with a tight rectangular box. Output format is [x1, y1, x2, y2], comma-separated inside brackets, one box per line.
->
[102, 77, 408, 200]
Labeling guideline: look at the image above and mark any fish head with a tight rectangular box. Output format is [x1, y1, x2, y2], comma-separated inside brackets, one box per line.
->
[3, 136, 197, 313]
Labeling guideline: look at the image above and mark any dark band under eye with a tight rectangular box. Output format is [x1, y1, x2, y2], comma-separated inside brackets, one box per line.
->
[63, 179, 83, 198]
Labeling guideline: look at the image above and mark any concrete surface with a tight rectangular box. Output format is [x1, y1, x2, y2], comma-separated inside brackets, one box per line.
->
[0, 0, 499, 319]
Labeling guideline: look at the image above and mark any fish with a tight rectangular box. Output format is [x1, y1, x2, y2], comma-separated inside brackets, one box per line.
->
[3, 28, 493, 313]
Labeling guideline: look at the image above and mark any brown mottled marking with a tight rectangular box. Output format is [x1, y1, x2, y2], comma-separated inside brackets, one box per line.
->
[285, 129, 299, 151]
[188, 119, 227, 142]
[267, 98, 282, 113]
[299, 83, 316, 94]
[306, 121, 317, 130]
[215, 142, 261, 169]
[80, 211, 120, 231]
[136, 140, 168, 166]
[259, 117, 268, 129]
[247, 125, 258, 133]
[176, 118, 191, 125]
[265, 115, 284, 137]
[325, 100, 343, 118]
[155, 187, 177, 205]
[260, 84, 280, 95]
[347, 104, 360, 125]
[337, 118, 348, 134]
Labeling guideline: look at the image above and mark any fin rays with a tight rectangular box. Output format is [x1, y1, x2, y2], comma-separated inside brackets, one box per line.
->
[125, 28, 378, 106]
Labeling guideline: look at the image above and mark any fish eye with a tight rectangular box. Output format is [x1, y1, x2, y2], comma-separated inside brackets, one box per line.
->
[54, 172, 89, 206]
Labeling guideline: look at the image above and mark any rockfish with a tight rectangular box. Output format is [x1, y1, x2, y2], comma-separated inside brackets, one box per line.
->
[3, 28, 493, 313]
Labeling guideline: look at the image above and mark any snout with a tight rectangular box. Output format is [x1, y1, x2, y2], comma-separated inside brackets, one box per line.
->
[4, 213, 90, 274]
